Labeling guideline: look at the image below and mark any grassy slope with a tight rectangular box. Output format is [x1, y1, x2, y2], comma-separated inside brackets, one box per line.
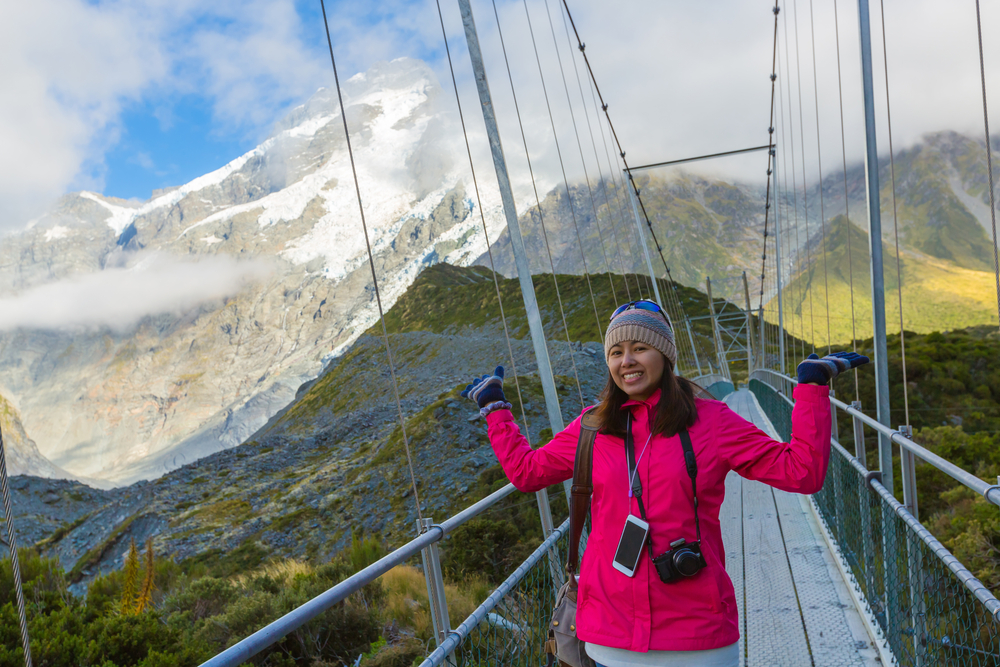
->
[773, 216, 999, 346]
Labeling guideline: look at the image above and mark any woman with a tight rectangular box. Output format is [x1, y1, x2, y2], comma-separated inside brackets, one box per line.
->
[463, 300, 867, 667]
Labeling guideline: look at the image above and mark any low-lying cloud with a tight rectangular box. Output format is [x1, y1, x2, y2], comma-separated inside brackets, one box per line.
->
[0, 252, 274, 331]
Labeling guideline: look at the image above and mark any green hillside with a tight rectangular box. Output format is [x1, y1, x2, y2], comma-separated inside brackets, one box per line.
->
[772, 216, 999, 346]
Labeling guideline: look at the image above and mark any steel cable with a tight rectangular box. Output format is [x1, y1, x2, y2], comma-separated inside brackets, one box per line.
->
[808, 0, 832, 354]
[792, 0, 817, 353]
[833, 0, 861, 400]
[757, 1, 781, 372]
[878, 0, 909, 425]
[974, 0, 1000, 332]
[433, 0, 537, 441]
[320, 0, 424, 524]
[542, 0, 639, 300]
[1, 430, 33, 667]
[527, 0, 628, 304]
[489, 0, 586, 410]
[781, 6, 806, 361]
[492, 0, 605, 347]
[558, 0, 701, 360]
[777, 39, 797, 364]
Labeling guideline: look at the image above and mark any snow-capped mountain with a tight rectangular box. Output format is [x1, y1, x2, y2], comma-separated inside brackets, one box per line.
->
[0, 58, 504, 485]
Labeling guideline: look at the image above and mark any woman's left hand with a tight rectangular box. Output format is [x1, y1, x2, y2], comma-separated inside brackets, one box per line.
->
[796, 351, 869, 385]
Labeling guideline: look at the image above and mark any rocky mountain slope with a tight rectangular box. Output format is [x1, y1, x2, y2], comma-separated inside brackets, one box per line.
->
[6, 264, 721, 589]
[2, 46, 997, 489]
[0, 58, 499, 486]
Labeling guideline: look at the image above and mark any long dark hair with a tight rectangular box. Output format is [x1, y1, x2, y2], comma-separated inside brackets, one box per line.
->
[593, 359, 699, 438]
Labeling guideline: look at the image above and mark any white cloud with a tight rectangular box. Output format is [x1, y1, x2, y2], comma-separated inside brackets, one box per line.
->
[0, 252, 274, 331]
[3, 0, 1000, 235]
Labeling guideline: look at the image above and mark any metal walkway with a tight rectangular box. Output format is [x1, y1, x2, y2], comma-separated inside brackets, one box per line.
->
[722, 388, 882, 666]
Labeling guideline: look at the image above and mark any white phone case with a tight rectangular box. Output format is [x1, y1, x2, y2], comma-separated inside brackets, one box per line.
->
[612, 514, 650, 577]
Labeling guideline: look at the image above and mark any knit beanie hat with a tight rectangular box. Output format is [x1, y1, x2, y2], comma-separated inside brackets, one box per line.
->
[604, 306, 677, 368]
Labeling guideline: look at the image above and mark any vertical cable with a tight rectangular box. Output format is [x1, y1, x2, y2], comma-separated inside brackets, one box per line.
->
[780, 8, 804, 361]
[808, 0, 833, 353]
[975, 0, 1000, 331]
[530, 0, 627, 303]
[498, 0, 605, 345]
[777, 34, 797, 363]
[434, 0, 536, 440]
[1, 431, 33, 667]
[833, 0, 861, 400]
[558, 0, 701, 355]
[545, 0, 640, 299]
[758, 3, 781, 373]
[490, 0, 586, 410]
[878, 0, 909, 424]
[792, 0, 817, 353]
[319, 0, 424, 524]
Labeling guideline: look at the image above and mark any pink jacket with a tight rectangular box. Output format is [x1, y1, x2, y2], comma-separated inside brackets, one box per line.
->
[485, 383, 832, 652]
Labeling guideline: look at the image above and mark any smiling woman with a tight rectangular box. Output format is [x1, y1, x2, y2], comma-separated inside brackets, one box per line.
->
[462, 296, 861, 667]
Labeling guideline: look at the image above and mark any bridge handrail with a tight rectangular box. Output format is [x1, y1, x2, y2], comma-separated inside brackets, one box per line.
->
[419, 518, 570, 667]
[827, 438, 1000, 621]
[750, 368, 1000, 508]
[198, 482, 519, 667]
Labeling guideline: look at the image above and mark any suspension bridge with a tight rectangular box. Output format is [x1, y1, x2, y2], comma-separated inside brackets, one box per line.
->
[2, 0, 1000, 666]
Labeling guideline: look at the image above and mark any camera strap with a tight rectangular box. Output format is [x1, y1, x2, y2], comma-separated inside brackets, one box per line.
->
[626, 417, 702, 545]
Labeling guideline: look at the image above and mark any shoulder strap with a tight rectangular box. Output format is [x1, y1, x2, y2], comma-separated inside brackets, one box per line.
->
[678, 429, 702, 542]
[567, 407, 600, 579]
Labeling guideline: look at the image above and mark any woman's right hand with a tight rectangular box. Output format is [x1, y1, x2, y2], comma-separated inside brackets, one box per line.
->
[461, 365, 508, 409]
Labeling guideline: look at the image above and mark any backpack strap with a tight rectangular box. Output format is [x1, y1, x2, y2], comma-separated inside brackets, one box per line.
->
[567, 407, 600, 582]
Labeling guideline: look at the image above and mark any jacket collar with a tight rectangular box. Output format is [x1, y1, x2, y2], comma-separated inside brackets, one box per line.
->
[622, 387, 661, 411]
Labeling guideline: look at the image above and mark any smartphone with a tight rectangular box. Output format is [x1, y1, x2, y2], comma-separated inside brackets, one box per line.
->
[612, 514, 650, 577]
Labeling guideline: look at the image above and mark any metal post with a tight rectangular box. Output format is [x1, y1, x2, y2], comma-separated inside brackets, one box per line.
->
[459, 0, 565, 519]
[758, 306, 767, 370]
[1, 428, 34, 667]
[851, 401, 867, 465]
[627, 176, 663, 307]
[857, 0, 894, 498]
[685, 319, 703, 377]
[898, 425, 917, 519]
[773, 149, 786, 375]
[705, 277, 730, 381]
[742, 271, 755, 373]
[830, 390, 839, 444]
[418, 518, 451, 647]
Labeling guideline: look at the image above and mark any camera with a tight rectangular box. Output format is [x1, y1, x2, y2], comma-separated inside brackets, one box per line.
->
[653, 538, 706, 583]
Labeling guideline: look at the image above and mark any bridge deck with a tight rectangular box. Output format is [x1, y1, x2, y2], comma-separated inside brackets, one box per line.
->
[721, 388, 882, 666]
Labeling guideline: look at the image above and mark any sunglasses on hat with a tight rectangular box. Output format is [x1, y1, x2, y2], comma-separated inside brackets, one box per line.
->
[610, 299, 665, 321]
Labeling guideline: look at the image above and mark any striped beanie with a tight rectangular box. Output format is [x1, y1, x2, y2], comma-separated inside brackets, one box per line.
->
[604, 306, 677, 368]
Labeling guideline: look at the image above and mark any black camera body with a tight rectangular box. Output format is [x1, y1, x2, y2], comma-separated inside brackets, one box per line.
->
[653, 537, 707, 584]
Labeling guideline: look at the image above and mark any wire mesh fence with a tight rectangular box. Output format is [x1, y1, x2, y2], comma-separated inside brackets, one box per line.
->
[751, 377, 1000, 667]
[423, 525, 570, 667]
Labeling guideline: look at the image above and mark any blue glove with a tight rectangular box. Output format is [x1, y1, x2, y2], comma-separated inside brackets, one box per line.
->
[796, 351, 870, 385]
[461, 366, 507, 409]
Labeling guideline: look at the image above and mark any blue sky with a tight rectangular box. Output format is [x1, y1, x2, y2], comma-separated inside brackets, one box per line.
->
[4, 0, 1000, 228]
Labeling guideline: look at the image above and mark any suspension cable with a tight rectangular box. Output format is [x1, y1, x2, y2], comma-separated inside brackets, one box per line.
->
[777, 29, 799, 362]
[975, 0, 1000, 332]
[1, 432, 33, 667]
[792, 0, 817, 353]
[757, 2, 781, 373]
[543, 0, 639, 300]
[879, 0, 909, 425]
[433, 0, 537, 440]
[758, 3, 781, 315]
[490, 0, 586, 410]
[494, 2, 604, 346]
[808, 0, 833, 354]
[320, 0, 424, 524]
[782, 5, 806, 361]
[833, 0, 861, 400]
[558, 0, 700, 344]
[529, 0, 628, 304]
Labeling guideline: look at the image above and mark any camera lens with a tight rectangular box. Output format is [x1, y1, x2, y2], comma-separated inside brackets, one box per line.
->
[674, 550, 702, 577]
